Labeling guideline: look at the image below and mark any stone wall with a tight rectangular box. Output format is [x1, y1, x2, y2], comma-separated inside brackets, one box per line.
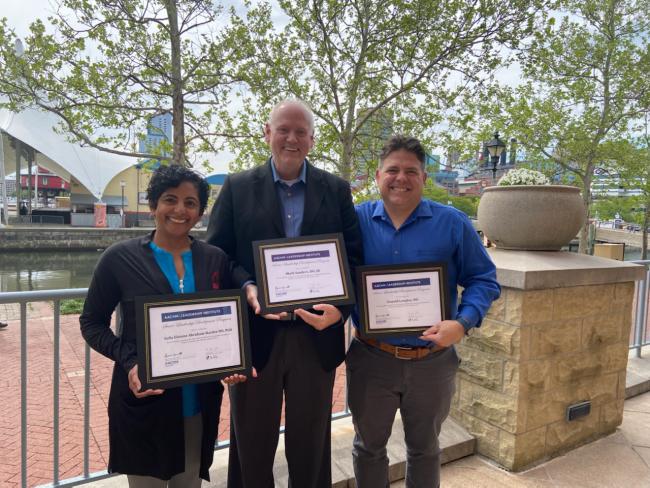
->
[451, 250, 644, 471]
[0, 227, 207, 251]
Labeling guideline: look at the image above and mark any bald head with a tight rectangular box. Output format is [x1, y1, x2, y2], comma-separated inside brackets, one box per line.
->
[268, 99, 315, 136]
[264, 98, 315, 180]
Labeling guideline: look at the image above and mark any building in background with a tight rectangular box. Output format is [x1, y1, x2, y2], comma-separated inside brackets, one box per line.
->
[351, 108, 393, 190]
[19, 165, 70, 206]
[138, 113, 172, 163]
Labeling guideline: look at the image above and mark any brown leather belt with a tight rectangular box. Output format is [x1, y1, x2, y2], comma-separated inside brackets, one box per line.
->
[356, 335, 446, 360]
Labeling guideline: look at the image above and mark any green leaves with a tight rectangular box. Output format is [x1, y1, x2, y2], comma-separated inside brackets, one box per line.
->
[0, 0, 247, 165]
[226, 0, 543, 180]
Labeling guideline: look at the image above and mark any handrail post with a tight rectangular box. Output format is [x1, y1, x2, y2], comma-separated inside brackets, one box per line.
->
[20, 302, 27, 488]
[53, 300, 61, 484]
[636, 266, 649, 358]
[84, 342, 91, 477]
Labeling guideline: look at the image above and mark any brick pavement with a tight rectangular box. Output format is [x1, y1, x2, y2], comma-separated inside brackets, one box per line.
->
[0, 303, 348, 488]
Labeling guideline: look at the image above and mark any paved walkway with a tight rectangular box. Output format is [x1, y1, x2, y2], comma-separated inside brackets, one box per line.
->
[0, 302, 347, 488]
[391, 390, 650, 487]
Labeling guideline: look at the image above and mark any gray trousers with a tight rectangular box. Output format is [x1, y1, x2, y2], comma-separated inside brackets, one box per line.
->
[127, 413, 203, 488]
[227, 324, 335, 488]
[346, 338, 459, 488]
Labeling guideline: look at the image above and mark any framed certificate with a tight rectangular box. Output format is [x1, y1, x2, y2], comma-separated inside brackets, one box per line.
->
[135, 290, 252, 389]
[357, 262, 450, 337]
[252, 233, 355, 314]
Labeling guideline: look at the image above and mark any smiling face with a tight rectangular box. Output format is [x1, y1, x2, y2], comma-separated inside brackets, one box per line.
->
[151, 181, 202, 245]
[264, 102, 315, 179]
[376, 148, 427, 215]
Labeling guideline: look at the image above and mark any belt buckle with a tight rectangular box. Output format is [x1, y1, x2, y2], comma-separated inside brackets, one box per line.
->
[394, 346, 414, 360]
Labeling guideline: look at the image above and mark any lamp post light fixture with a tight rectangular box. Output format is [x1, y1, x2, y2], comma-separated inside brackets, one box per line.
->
[120, 180, 126, 228]
[486, 131, 507, 182]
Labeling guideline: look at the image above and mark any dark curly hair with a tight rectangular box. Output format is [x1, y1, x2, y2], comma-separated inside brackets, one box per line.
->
[379, 135, 426, 169]
[147, 164, 210, 215]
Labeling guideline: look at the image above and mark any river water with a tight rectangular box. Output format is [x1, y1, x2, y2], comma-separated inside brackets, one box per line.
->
[0, 246, 646, 292]
[0, 251, 102, 292]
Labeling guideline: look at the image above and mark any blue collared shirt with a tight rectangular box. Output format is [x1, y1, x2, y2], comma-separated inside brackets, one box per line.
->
[150, 241, 200, 417]
[353, 199, 500, 347]
[270, 159, 307, 238]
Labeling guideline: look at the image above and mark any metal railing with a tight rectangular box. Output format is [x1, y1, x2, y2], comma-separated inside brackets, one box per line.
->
[0, 289, 111, 488]
[631, 260, 650, 357]
[10, 215, 66, 225]
[3, 264, 647, 488]
[0, 288, 353, 488]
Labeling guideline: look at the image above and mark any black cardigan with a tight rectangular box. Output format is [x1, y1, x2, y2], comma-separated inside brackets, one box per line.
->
[80, 233, 233, 480]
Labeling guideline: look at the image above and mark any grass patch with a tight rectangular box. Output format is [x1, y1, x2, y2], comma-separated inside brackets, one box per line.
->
[60, 299, 85, 315]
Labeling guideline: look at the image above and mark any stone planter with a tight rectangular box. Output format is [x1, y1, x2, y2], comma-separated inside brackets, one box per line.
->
[477, 185, 585, 251]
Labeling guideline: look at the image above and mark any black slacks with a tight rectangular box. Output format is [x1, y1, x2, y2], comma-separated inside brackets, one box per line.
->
[227, 323, 336, 488]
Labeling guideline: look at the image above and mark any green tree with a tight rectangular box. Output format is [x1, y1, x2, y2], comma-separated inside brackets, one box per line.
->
[0, 0, 244, 165]
[617, 114, 650, 259]
[226, 0, 547, 179]
[490, 0, 650, 253]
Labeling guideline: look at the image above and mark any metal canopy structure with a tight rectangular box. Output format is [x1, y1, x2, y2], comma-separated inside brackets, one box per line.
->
[0, 105, 139, 222]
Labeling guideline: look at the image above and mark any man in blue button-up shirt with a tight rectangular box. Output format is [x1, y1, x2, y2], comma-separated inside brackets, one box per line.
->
[348, 135, 500, 488]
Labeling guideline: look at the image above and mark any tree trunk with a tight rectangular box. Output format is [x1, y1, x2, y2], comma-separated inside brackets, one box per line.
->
[578, 173, 592, 254]
[165, 0, 187, 166]
[340, 137, 354, 182]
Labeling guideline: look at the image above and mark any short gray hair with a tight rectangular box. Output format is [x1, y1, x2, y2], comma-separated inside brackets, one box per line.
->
[268, 99, 315, 134]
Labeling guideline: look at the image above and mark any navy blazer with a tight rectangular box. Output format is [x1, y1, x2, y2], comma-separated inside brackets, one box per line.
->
[206, 159, 363, 371]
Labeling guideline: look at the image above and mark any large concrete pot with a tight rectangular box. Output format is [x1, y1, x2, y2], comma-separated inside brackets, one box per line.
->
[477, 185, 585, 251]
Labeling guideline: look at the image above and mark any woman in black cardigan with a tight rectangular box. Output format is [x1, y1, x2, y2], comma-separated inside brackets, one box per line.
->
[80, 165, 247, 487]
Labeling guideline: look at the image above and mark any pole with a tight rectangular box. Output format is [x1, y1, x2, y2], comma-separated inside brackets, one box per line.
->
[0, 131, 8, 225]
[121, 185, 125, 228]
[136, 166, 140, 228]
[27, 149, 32, 215]
[15, 139, 21, 217]
[34, 157, 38, 209]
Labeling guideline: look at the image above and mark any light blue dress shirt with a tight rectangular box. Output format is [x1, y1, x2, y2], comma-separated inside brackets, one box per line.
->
[270, 159, 307, 238]
[150, 241, 200, 417]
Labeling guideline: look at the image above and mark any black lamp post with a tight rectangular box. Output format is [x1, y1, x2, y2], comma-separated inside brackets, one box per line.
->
[135, 164, 141, 228]
[486, 131, 507, 182]
[120, 180, 126, 228]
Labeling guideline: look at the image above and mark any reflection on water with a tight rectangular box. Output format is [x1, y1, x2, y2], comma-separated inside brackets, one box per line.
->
[0, 251, 103, 292]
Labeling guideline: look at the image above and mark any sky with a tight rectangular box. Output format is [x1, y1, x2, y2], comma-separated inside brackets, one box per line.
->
[3, 0, 56, 38]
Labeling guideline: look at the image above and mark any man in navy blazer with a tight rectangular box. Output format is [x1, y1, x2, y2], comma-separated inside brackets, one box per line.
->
[206, 99, 363, 488]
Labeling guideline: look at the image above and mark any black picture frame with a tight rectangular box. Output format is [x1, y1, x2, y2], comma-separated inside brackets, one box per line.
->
[135, 290, 251, 389]
[356, 262, 450, 337]
[252, 233, 355, 314]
